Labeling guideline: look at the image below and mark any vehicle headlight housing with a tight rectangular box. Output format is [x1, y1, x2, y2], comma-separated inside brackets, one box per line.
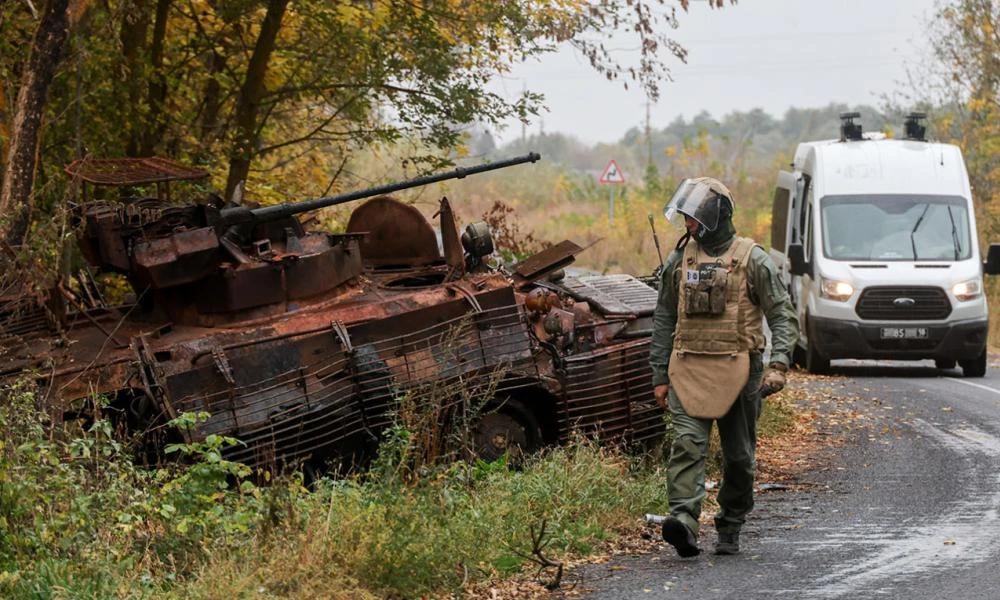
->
[820, 276, 854, 302]
[952, 278, 982, 301]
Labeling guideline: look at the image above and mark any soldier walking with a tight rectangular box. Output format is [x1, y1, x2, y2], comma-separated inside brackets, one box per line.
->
[650, 177, 799, 556]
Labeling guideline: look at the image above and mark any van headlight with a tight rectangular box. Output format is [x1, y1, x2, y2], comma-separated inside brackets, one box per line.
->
[952, 278, 982, 301]
[820, 276, 854, 302]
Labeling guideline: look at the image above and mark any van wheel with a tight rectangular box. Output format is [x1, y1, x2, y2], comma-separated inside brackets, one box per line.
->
[934, 358, 956, 370]
[959, 350, 987, 378]
[472, 398, 543, 463]
[805, 338, 830, 374]
[792, 344, 807, 369]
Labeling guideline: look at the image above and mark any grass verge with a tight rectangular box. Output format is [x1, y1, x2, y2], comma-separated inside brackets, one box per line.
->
[1, 383, 667, 599]
[1, 372, 803, 599]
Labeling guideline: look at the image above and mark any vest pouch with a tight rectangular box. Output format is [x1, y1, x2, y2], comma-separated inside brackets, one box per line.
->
[708, 265, 728, 313]
[668, 349, 750, 418]
[684, 262, 728, 316]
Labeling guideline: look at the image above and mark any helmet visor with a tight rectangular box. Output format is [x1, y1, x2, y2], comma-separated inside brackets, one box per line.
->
[663, 178, 724, 231]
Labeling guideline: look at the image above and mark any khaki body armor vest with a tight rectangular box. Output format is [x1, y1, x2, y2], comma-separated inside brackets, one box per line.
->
[668, 237, 765, 418]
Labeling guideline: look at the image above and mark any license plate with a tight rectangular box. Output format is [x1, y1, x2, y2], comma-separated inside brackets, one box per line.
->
[880, 327, 929, 339]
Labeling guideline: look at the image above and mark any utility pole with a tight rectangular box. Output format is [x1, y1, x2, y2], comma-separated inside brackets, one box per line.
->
[645, 100, 653, 170]
[521, 80, 527, 144]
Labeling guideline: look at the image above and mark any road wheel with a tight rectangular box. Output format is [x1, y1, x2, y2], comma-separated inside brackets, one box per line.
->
[805, 337, 830, 374]
[934, 358, 957, 370]
[472, 398, 543, 463]
[302, 460, 322, 491]
[959, 349, 987, 378]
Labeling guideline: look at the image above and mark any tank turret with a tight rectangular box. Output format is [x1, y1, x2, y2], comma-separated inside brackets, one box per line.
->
[67, 154, 540, 325]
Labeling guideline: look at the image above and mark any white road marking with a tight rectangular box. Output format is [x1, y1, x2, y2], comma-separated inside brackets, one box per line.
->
[942, 377, 1000, 396]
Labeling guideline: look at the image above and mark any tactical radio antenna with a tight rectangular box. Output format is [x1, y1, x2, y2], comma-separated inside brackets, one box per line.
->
[648, 213, 664, 268]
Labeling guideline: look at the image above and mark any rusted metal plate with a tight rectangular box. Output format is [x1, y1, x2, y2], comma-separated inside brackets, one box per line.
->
[558, 338, 663, 448]
[133, 227, 221, 288]
[0, 296, 53, 342]
[284, 239, 362, 299]
[346, 196, 441, 267]
[64, 157, 209, 186]
[558, 274, 659, 316]
[197, 263, 285, 313]
[439, 197, 465, 274]
[580, 274, 658, 315]
[84, 207, 131, 271]
[513, 240, 583, 280]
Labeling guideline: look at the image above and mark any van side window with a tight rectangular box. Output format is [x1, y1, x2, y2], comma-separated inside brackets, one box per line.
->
[798, 174, 812, 242]
[771, 187, 790, 251]
[802, 193, 813, 261]
[805, 207, 814, 261]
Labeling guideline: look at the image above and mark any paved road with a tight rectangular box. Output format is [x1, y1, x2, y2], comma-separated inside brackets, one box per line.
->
[558, 357, 1000, 600]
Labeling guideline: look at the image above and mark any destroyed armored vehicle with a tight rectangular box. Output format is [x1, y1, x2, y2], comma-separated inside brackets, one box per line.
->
[0, 155, 663, 471]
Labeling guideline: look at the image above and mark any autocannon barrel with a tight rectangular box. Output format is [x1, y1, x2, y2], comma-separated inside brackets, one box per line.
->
[220, 152, 541, 225]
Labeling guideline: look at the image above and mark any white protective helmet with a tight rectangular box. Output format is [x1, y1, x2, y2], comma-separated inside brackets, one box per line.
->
[663, 177, 735, 232]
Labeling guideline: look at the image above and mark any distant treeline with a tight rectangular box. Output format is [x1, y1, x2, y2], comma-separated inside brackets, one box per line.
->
[483, 102, 929, 179]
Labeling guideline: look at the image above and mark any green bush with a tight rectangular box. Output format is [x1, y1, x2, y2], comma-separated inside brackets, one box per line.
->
[0, 385, 308, 598]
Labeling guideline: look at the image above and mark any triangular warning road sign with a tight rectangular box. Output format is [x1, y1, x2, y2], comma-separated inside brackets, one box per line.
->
[599, 159, 625, 184]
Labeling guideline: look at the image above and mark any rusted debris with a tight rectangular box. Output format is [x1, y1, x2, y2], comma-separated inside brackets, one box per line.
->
[1, 153, 664, 473]
[64, 156, 210, 186]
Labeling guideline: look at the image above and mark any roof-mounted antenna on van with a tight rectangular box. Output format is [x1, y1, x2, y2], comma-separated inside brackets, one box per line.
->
[904, 112, 927, 141]
[839, 112, 863, 141]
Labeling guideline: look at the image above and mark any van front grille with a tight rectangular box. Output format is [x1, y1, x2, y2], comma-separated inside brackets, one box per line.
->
[855, 286, 951, 321]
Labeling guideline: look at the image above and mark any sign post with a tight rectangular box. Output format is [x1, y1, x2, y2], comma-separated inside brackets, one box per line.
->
[598, 159, 626, 224]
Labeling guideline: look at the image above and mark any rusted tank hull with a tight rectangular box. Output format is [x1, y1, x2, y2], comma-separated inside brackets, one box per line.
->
[130, 283, 663, 469]
[153, 287, 540, 467]
[5, 154, 667, 470]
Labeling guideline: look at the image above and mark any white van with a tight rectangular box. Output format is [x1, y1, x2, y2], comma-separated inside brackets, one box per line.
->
[770, 112, 1000, 377]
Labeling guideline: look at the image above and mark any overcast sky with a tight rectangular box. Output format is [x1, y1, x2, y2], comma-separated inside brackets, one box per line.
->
[490, 0, 941, 145]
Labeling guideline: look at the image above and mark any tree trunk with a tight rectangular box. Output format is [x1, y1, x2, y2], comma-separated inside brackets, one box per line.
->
[1, 84, 8, 191]
[224, 0, 289, 203]
[139, 0, 171, 156]
[0, 0, 71, 247]
[119, 0, 150, 157]
[198, 48, 227, 156]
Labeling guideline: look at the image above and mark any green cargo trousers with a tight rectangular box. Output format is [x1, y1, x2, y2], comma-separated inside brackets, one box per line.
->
[665, 352, 764, 537]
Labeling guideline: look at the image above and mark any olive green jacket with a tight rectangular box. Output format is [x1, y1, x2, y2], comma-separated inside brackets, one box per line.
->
[650, 235, 799, 387]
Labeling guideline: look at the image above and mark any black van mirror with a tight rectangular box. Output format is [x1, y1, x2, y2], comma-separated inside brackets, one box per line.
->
[985, 243, 1000, 275]
[788, 244, 810, 276]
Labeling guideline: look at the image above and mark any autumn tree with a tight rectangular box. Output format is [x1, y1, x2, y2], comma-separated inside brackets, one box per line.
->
[0, 0, 73, 247]
[0, 0, 732, 250]
[923, 0, 1000, 236]
[910, 0, 1000, 343]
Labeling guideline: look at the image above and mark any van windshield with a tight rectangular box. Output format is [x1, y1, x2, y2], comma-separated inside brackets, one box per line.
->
[820, 194, 972, 261]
